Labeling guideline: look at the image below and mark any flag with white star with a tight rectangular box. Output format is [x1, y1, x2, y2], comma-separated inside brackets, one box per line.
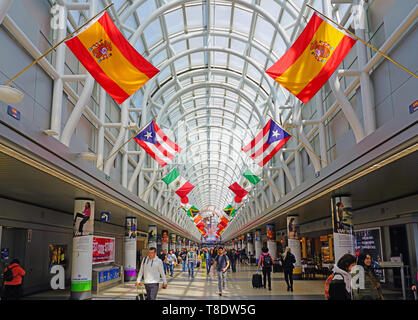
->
[242, 118, 291, 167]
[133, 120, 182, 167]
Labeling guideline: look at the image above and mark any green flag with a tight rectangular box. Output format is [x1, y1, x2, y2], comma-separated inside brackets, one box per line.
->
[243, 168, 261, 185]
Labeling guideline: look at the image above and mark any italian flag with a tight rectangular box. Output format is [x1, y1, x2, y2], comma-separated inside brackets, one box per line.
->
[162, 168, 194, 198]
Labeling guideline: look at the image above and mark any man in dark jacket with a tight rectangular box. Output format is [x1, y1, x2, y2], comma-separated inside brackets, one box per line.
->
[228, 249, 237, 273]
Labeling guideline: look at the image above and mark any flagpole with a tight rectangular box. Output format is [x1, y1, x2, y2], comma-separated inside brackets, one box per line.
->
[4, 3, 114, 86]
[291, 134, 328, 167]
[306, 4, 417, 79]
[96, 120, 150, 169]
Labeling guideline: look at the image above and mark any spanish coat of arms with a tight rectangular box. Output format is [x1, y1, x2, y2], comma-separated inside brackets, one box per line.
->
[89, 39, 112, 63]
[310, 40, 334, 63]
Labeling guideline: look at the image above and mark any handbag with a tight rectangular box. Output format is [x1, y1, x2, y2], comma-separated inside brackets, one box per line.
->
[136, 285, 147, 300]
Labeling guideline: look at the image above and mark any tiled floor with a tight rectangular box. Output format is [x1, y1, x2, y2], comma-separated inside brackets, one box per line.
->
[23, 263, 404, 300]
[24, 264, 326, 300]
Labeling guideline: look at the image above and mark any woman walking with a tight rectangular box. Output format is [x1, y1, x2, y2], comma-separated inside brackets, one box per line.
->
[280, 247, 296, 292]
[352, 252, 384, 300]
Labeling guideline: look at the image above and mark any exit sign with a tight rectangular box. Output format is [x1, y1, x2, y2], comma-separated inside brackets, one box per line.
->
[7, 106, 20, 120]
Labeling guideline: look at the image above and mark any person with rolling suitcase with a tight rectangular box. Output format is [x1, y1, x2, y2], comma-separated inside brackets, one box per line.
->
[258, 247, 273, 291]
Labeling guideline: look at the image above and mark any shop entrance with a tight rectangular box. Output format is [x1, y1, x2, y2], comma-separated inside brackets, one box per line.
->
[389, 225, 410, 288]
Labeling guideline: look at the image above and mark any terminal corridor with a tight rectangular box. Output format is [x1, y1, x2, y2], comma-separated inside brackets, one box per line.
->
[0, 0, 417, 305]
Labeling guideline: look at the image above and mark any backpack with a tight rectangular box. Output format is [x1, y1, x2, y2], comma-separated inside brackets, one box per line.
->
[262, 254, 273, 268]
[3, 265, 16, 282]
[325, 272, 345, 300]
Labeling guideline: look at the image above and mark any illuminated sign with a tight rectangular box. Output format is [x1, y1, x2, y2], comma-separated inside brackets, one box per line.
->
[7, 106, 20, 120]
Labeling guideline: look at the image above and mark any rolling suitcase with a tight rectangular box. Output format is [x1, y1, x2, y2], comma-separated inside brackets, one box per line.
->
[252, 272, 263, 288]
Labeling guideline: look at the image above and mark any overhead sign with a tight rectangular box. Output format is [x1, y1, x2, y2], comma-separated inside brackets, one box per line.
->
[7, 105, 21, 120]
[409, 100, 418, 114]
[100, 212, 111, 222]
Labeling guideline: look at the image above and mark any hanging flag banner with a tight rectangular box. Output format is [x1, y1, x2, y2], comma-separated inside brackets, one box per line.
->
[162, 168, 194, 203]
[228, 182, 249, 203]
[242, 119, 291, 167]
[133, 120, 182, 168]
[65, 12, 159, 104]
[243, 168, 261, 186]
[266, 13, 356, 104]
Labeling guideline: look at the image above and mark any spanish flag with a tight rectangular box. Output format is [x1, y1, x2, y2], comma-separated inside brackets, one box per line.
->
[65, 12, 159, 104]
[266, 13, 356, 104]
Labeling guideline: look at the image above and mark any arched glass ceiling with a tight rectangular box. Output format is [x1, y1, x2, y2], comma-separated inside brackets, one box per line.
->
[80, 0, 352, 213]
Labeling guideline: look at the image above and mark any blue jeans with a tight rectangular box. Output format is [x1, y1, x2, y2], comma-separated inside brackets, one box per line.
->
[182, 260, 187, 271]
[168, 263, 174, 276]
[163, 262, 169, 274]
[188, 262, 195, 277]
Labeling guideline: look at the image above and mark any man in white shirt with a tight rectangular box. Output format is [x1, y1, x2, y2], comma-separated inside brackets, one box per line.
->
[136, 247, 167, 300]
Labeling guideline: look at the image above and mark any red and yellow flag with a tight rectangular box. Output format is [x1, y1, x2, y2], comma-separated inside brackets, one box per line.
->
[65, 12, 159, 104]
[266, 13, 356, 104]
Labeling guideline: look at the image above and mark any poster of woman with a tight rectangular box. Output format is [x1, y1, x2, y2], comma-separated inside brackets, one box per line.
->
[287, 216, 299, 240]
[73, 199, 94, 237]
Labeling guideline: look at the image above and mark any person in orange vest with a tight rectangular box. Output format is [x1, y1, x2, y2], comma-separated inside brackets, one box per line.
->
[2, 258, 26, 300]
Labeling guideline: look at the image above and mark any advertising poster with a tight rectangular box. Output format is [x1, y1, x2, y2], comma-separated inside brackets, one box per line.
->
[266, 224, 276, 241]
[331, 197, 355, 263]
[354, 228, 385, 282]
[73, 199, 94, 237]
[287, 215, 299, 240]
[162, 230, 169, 251]
[92, 236, 115, 264]
[125, 217, 137, 239]
[124, 217, 137, 280]
[49, 244, 67, 270]
[148, 225, 157, 249]
[71, 235, 93, 296]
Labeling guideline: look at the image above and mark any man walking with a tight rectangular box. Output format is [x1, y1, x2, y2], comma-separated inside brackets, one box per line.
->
[186, 247, 198, 279]
[227, 249, 237, 273]
[161, 249, 169, 275]
[213, 247, 230, 296]
[180, 248, 188, 272]
[166, 249, 178, 277]
[136, 247, 167, 300]
[204, 248, 213, 276]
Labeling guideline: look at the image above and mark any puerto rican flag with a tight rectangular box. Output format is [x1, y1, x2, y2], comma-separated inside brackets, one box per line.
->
[242, 119, 291, 167]
[133, 120, 182, 167]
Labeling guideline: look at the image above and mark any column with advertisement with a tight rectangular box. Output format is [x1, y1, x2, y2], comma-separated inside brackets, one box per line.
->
[331, 196, 355, 264]
[247, 232, 254, 259]
[161, 230, 169, 251]
[266, 224, 277, 259]
[176, 235, 181, 251]
[287, 215, 302, 279]
[124, 217, 137, 281]
[148, 225, 157, 249]
[254, 229, 262, 263]
[170, 233, 177, 252]
[71, 199, 94, 300]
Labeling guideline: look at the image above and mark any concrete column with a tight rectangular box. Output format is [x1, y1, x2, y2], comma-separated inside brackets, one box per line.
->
[331, 196, 355, 264]
[247, 232, 254, 259]
[267, 224, 277, 259]
[287, 215, 302, 279]
[71, 199, 95, 300]
[170, 233, 176, 252]
[254, 229, 262, 263]
[124, 217, 137, 281]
